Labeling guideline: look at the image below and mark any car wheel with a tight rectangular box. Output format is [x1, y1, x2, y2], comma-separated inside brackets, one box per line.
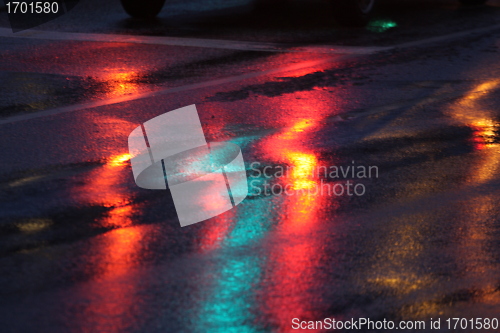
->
[332, 0, 376, 26]
[120, 0, 166, 18]
[459, 0, 487, 5]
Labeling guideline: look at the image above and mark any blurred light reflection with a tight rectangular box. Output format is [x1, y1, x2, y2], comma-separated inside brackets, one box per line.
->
[191, 90, 338, 332]
[69, 117, 145, 332]
[256, 93, 333, 328]
[103, 72, 140, 98]
[192, 200, 270, 333]
[367, 19, 398, 33]
[432, 78, 500, 315]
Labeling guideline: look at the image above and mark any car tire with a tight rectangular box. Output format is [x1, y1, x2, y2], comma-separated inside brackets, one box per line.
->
[459, 0, 487, 5]
[120, 0, 166, 18]
[332, 0, 376, 26]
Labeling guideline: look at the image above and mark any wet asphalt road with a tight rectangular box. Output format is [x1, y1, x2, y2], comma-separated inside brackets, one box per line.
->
[1, 0, 500, 332]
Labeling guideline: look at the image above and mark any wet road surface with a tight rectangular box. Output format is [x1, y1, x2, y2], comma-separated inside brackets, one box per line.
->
[1, 0, 500, 332]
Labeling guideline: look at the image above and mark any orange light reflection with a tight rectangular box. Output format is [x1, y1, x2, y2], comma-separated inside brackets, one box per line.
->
[69, 117, 145, 332]
[447, 79, 500, 311]
[103, 72, 141, 99]
[257, 92, 336, 329]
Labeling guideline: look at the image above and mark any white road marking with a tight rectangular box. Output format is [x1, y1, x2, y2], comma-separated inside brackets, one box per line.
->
[0, 55, 351, 125]
[0, 27, 389, 54]
[1, 22, 500, 125]
[394, 23, 500, 49]
[2, 21, 500, 54]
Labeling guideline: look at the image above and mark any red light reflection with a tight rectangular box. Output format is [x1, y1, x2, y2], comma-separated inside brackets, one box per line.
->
[74, 225, 147, 333]
[469, 119, 496, 151]
[102, 72, 141, 99]
[257, 92, 337, 329]
[69, 117, 146, 332]
[197, 177, 236, 251]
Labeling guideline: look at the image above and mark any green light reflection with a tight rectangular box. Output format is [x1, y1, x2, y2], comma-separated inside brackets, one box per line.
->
[193, 194, 274, 333]
[367, 19, 397, 33]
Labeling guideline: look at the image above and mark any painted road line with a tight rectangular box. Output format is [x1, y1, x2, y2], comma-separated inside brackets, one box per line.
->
[394, 23, 500, 49]
[2, 21, 500, 54]
[0, 27, 389, 55]
[1, 22, 500, 125]
[0, 55, 352, 125]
